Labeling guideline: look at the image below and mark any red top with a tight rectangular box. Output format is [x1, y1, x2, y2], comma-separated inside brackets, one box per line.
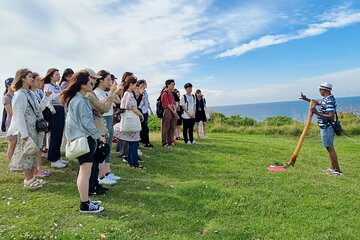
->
[161, 90, 175, 109]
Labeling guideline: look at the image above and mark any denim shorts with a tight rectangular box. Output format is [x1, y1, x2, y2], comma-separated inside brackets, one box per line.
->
[320, 127, 334, 148]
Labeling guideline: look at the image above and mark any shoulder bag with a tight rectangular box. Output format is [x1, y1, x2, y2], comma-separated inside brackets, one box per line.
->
[27, 100, 48, 133]
[120, 110, 141, 132]
[332, 111, 342, 136]
[65, 137, 90, 160]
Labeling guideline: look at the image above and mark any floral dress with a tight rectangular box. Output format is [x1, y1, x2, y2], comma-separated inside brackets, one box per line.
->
[119, 91, 140, 142]
[9, 89, 42, 171]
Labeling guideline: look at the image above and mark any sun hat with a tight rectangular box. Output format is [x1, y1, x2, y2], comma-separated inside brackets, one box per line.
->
[319, 82, 332, 91]
[5, 77, 14, 86]
[83, 68, 102, 79]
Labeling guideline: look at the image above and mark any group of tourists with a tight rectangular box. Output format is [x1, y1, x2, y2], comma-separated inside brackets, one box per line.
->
[2, 68, 209, 213]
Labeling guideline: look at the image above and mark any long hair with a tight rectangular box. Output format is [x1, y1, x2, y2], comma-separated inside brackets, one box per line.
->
[60, 71, 90, 107]
[60, 68, 74, 85]
[11, 68, 32, 92]
[42, 68, 59, 84]
[122, 75, 137, 96]
[93, 70, 110, 90]
[121, 72, 133, 83]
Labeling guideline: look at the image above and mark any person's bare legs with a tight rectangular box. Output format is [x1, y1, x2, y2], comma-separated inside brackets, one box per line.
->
[35, 151, 43, 175]
[77, 162, 92, 202]
[326, 146, 340, 172]
[7, 138, 17, 162]
[203, 122, 207, 138]
[196, 122, 200, 138]
[99, 162, 106, 177]
[24, 167, 36, 181]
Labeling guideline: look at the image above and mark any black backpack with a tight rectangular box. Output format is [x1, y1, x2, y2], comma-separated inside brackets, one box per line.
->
[156, 97, 164, 118]
[182, 94, 195, 110]
[1, 109, 7, 132]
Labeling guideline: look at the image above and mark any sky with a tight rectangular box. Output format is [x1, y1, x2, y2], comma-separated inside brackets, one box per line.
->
[1, 0, 360, 107]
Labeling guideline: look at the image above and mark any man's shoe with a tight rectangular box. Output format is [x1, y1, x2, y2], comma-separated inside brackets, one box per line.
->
[51, 160, 66, 169]
[191, 140, 197, 144]
[144, 143, 154, 148]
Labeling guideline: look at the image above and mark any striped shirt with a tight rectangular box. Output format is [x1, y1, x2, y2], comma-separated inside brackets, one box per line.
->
[318, 95, 336, 129]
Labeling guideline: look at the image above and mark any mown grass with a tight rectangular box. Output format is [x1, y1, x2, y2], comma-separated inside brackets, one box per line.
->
[0, 133, 359, 239]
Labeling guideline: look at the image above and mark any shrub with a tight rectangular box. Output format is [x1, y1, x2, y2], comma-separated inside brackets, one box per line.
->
[263, 116, 294, 126]
[148, 114, 161, 131]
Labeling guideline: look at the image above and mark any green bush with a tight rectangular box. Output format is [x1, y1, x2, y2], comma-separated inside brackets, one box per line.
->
[263, 116, 294, 126]
[148, 114, 161, 131]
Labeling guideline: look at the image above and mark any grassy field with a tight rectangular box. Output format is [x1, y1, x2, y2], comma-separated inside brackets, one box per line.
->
[0, 133, 359, 239]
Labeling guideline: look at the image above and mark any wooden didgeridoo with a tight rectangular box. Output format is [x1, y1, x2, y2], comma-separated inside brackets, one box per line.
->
[286, 100, 316, 166]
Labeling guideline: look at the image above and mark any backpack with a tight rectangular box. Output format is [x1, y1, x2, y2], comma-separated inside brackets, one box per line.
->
[156, 92, 166, 118]
[182, 94, 195, 110]
[1, 109, 7, 132]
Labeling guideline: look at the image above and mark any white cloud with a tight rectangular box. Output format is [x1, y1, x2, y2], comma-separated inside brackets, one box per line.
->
[203, 67, 360, 106]
[216, 5, 360, 58]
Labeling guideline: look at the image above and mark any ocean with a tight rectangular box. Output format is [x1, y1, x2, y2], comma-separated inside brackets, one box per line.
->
[208, 96, 360, 122]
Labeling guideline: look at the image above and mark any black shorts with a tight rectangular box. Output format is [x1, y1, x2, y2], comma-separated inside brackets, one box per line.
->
[77, 137, 97, 165]
[195, 111, 207, 122]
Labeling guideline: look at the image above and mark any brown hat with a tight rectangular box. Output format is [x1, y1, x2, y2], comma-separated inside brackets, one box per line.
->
[83, 68, 102, 79]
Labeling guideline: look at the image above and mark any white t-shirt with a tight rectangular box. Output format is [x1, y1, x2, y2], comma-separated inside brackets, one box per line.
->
[94, 88, 113, 116]
[44, 83, 62, 105]
[180, 94, 195, 119]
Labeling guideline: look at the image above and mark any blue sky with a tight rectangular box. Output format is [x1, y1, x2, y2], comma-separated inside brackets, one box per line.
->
[1, 0, 360, 106]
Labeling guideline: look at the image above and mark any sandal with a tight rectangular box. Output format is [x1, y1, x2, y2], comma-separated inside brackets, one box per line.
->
[24, 178, 43, 189]
[35, 170, 51, 177]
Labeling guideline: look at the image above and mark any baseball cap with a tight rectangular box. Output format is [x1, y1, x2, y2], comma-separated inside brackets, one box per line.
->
[5, 77, 14, 86]
[110, 74, 117, 80]
[83, 68, 102, 79]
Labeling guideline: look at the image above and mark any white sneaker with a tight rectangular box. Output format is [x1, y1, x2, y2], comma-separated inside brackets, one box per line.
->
[51, 160, 67, 169]
[186, 141, 192, 145]
[138, 149, 143, 156]
[107, 173, 121, 181]
[191, 140, 197, 144]
[328, 171, 343, 176]
[98, 176, 117, 185]
[58, 159, 69, 165]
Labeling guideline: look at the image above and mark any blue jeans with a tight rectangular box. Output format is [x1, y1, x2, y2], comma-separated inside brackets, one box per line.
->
[320, 127, 334, 147]
[103, 115, 113, 163]
[127, 141, 139, 167]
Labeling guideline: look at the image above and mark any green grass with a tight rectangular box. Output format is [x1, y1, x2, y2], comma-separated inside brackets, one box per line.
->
[1, 133, 360, 239]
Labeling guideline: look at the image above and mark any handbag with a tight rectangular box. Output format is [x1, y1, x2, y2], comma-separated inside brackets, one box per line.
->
[332, 112, 342, 136]
[94, 142, 110, 163]
[27, 100, 48, 133]
[65, 137, 90, 159]
[42, 107, 53, 122]
[24, 137, 38, 155]
[120, 110, 141, 132]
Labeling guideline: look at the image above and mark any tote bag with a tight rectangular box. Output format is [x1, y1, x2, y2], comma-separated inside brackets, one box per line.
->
[120, 110, 141, 132]
[65, 137, 90, 160]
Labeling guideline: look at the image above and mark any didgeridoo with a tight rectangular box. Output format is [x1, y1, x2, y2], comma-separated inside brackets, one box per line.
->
[286, 100, 316, 166]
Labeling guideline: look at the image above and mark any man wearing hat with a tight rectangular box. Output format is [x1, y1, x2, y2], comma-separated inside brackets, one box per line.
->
[300, 82, 342, 176]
